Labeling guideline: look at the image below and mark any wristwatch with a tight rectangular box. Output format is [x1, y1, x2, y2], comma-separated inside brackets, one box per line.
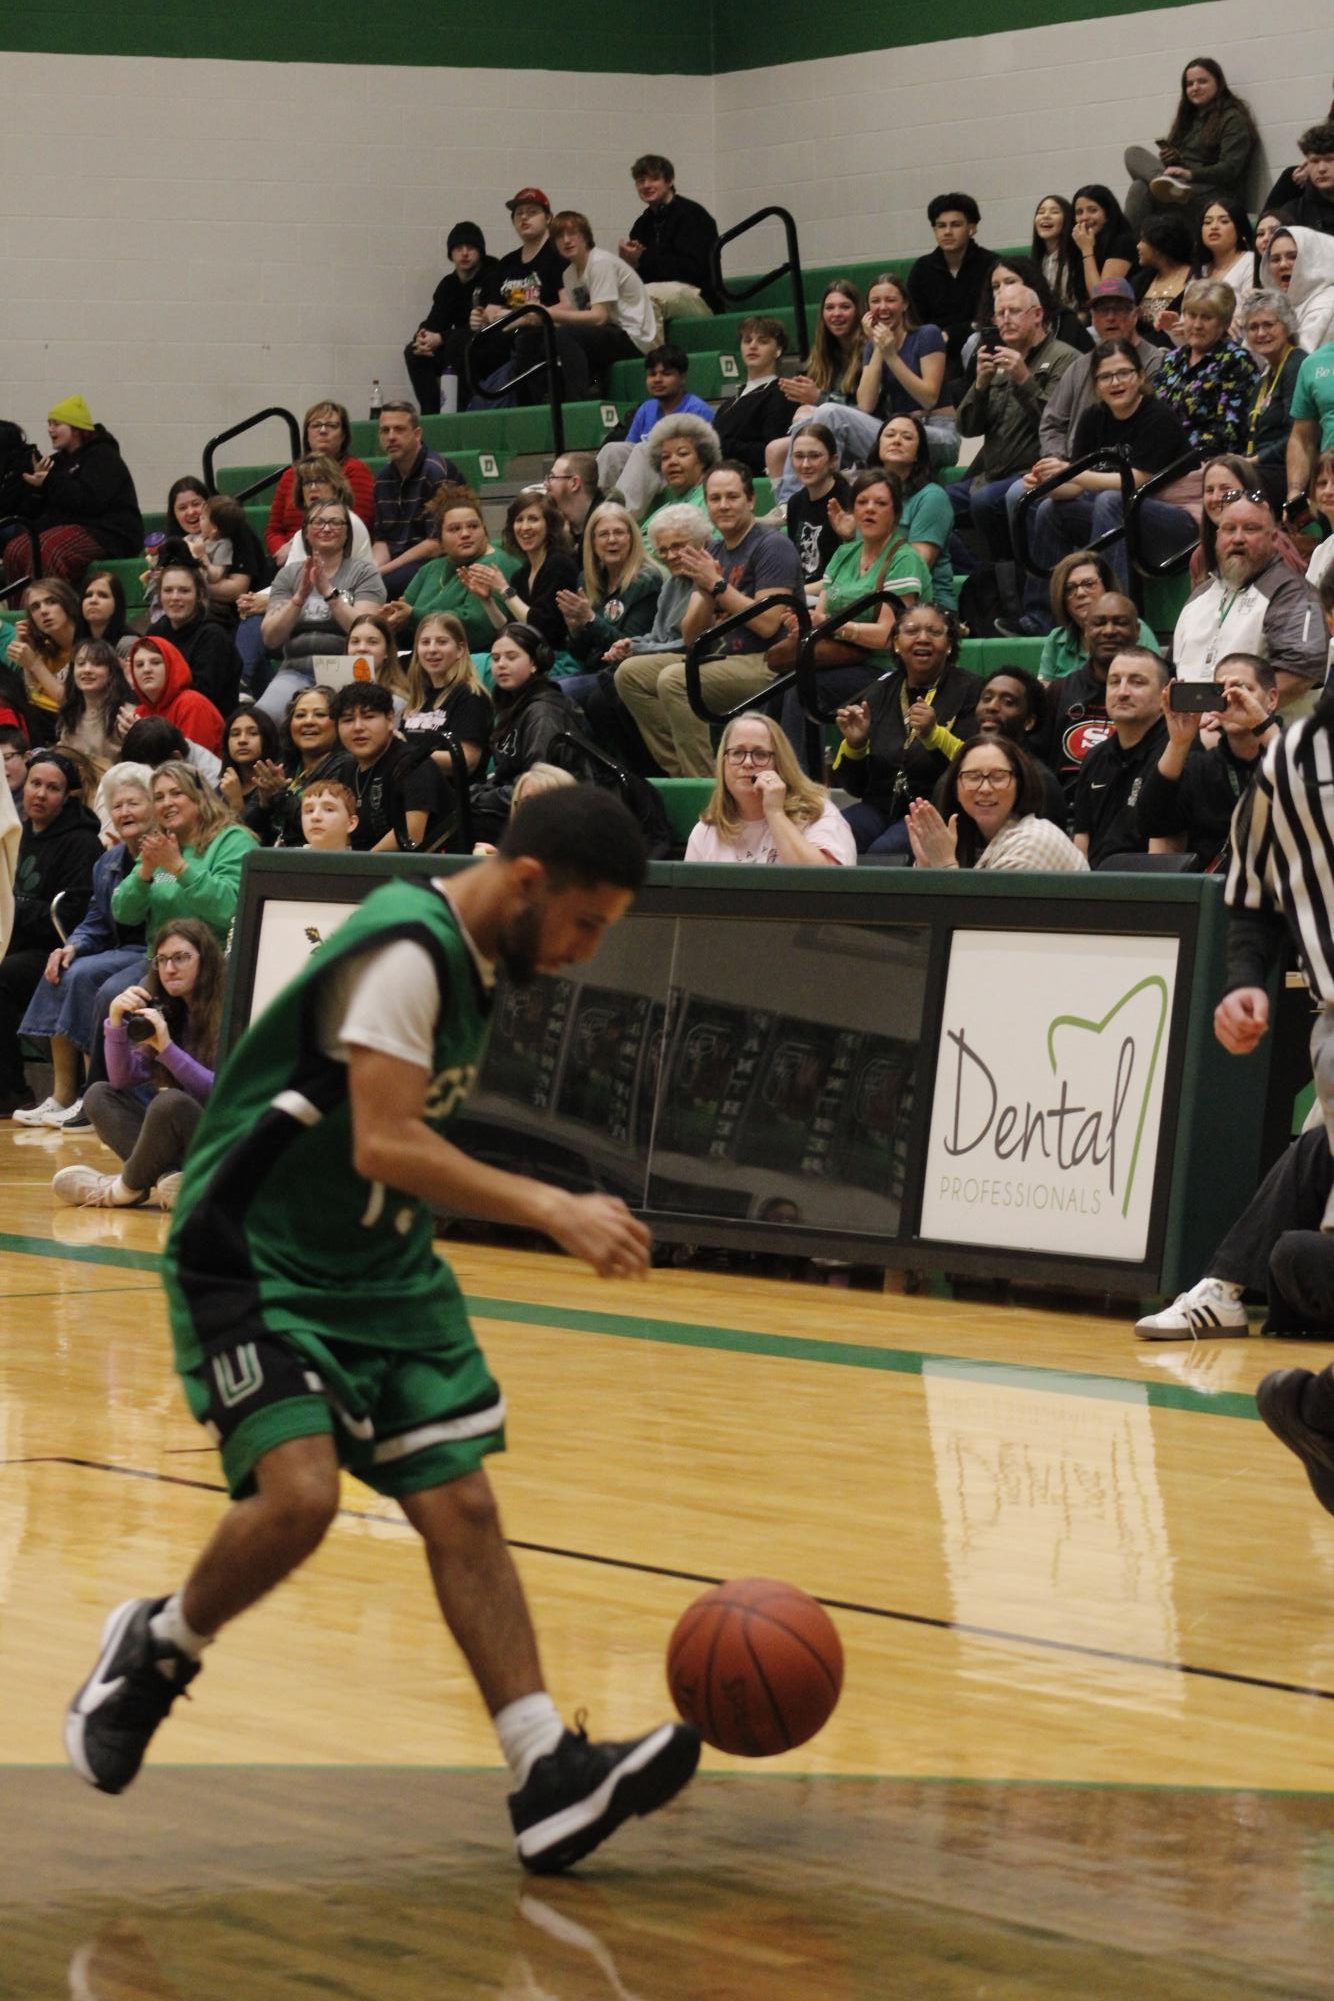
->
[710, 576, 727, 599]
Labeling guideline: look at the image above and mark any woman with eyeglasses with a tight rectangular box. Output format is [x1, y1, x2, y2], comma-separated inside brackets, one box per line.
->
[1038, 548, 1159, 683]
[264, 401, 375, 559]
[52, 918, 223, 1211]
[832, 604, 979, 857]
[258, 500, 387, 721]
[684, 712, 855, 865]
[906, 736, 1087, 872]
[1025, 339, 1194, 588]
[1239, 290, 1308, 483]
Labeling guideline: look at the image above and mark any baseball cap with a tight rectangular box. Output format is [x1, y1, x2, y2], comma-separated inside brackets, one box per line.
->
[1088, 277, 1136, 304]
[507, 187, 551, 214]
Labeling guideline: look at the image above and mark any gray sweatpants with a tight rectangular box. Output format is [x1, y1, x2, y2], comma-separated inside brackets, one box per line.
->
[84, 1084, 202, 1194]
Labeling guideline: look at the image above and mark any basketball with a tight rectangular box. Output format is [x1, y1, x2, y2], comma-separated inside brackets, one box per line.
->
[666, 1577, 843, 1756]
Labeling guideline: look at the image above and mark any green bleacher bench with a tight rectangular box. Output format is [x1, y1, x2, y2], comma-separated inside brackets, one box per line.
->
[607, 352, 740, 404]
[1143, 572, 1191, 639]
[346, 403, 618, 465]
[959, 636, 1046, 676]
[650, 777, 712, 845]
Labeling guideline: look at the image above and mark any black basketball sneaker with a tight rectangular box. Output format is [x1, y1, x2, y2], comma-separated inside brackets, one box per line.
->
[508, 1718, 700, 1873]
[65, 1598, 200, 1794]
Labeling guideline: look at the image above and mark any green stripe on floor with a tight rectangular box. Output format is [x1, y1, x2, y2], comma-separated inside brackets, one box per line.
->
[0, 1230, 1257, 1421]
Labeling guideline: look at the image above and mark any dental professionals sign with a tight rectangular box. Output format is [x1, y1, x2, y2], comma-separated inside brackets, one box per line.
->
[920, 930, 1179, 1261]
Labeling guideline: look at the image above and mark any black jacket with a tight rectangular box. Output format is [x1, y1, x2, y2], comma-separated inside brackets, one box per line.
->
[712, 380, 793, 472]
[906, 242, 997, 368]
[1134, 730, 1270, 868]
[420, 258, 502, 337]
[837, 663, 980, 819]
[25, 427, 143, 556]
[629, 195, 720, 307]
[486, 677, 584, 789]
[148, 608, 242, 717]
[11, 796, 103, 950]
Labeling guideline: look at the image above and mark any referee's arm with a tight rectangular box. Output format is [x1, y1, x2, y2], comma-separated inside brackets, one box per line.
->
[1216, 749, 1286, 1053]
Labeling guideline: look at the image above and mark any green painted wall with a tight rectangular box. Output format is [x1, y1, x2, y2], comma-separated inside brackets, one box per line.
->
[2, 2, 716, 75]
[4, 0, 1207, 74]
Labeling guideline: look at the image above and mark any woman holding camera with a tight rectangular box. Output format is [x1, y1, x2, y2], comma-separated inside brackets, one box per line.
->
[52, 918, 222, 1210]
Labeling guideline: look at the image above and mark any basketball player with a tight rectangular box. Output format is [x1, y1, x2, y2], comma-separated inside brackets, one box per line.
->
[66, 789, 699, 1872]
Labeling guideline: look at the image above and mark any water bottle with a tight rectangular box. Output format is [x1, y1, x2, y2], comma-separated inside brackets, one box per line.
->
[369, 378, 383, 421]
[440, 369, 459, 414]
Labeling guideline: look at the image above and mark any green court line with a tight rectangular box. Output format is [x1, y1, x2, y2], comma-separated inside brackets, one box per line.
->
[0, 1229, 1259, 1422]
[0, 1768, 1328, 1800]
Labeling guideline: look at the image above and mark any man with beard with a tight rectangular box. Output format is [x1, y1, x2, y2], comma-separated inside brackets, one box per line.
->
[1172, 489, 1325, 707]
[65, 789, 699, 1873]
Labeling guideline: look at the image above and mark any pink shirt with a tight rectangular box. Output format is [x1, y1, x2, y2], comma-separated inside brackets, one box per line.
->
[684, 800, 856, 865]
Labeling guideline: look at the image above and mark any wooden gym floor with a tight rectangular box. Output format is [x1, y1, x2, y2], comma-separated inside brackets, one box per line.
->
[5, 1121, 1334, 1999]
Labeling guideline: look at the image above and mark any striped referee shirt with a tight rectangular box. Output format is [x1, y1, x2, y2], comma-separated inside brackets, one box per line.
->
[1224, 716, 1334, 998]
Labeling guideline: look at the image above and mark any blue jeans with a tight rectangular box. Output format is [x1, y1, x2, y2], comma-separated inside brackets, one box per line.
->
[1028, 490, 1196, 591]
[842, 798, 911, 856]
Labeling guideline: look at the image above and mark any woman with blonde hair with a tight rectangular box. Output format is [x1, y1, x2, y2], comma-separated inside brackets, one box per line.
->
[110, 759, 255, 945]
[401, 612, 493, 775]
[685, 712, 856, 866]
[557, 503, 662, 674]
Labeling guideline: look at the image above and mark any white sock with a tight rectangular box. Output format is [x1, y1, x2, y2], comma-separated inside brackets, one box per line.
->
[150, 1592, 213, 1663]
[109, 1176, 143, 1207]
[495, 1692, 564, 1785]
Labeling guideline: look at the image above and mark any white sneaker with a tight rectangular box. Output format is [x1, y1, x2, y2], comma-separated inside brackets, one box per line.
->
[155, 1171, 182, 1211]
[54, 1098, 91, 1133]
[52, 1166, 147, 1209]
[1134, 1276, 1248, 1340]
[13, 1094, 65, 1126]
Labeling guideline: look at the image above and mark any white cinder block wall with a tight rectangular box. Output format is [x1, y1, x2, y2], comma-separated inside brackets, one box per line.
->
[713, 0, 1330, 278]
[1, 53, 714, 506]
[3, 2, 1327, 504]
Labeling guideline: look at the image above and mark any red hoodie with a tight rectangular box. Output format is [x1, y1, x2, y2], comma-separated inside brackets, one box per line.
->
[127, 636, 224, 756]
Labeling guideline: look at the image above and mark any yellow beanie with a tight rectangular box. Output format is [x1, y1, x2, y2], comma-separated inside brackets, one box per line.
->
[47, 393, 95, 431]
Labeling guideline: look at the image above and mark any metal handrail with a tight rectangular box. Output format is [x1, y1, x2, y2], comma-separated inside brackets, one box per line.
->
[0, 514, 43, 604]
[792, 589, 909, 725]
[1123, 445, 1205, 579]
[682, 586, 820, 771]
[201, 407, 302, 503]
[1012, 446, 1140, 580]
[412, 729, 473, 854]
[710, 206, 808, 357]
[465, 304, 565, 456]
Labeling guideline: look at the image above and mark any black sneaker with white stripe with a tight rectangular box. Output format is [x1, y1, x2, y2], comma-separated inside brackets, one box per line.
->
[509, 1719, 699, 1873]
[65, 1597, 200, 1793]
[1257, 1369, 1334, 1517]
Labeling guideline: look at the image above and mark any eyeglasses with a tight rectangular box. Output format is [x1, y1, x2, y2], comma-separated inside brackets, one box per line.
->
[152, 951, 196, 970]
[1095, 369, 1139, 386]
[307, 419, 340, 433]
[724, 747, 775, 766]
[309, 515, 344, 530]
[958, 769, 1016, 793]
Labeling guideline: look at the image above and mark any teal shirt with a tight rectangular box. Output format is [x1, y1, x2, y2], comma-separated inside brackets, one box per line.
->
[1038, 616, 1158, 682]
[900, 483, 957, 612]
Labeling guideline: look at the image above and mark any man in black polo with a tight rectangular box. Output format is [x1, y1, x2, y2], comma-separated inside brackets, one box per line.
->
[370, 403, 457, 597]
[617, 153, 720, 333]
[1134, 651, 1281, 869]
[1071, 646, 1171, 868]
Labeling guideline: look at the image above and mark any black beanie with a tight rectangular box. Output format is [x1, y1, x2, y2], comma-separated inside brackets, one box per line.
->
[447, 221, 486, 257]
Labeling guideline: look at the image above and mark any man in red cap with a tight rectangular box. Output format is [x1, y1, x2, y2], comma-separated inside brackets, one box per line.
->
[470, 191, 592, 401]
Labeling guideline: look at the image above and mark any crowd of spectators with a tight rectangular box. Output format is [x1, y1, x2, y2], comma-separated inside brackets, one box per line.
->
[4, 93, 1334, 1269]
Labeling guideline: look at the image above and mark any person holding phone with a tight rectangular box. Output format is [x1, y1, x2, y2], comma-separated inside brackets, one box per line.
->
[1135, 652, 1280, 868]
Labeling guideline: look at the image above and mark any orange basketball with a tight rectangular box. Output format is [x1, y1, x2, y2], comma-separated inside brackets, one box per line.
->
[666, 1577, 843, 1756]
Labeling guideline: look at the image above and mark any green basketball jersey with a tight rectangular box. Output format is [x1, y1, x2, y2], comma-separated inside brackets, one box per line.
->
[163, 877, 493, 1371]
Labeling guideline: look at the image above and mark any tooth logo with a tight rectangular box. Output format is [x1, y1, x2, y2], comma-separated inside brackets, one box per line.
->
[1046, 975, 1170, 1217]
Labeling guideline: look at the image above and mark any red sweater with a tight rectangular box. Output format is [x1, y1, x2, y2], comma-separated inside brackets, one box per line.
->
[264, 456, 376, 555]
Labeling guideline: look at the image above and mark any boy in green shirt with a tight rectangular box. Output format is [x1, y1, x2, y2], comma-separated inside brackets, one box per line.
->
[66, 790, 698, 1874]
